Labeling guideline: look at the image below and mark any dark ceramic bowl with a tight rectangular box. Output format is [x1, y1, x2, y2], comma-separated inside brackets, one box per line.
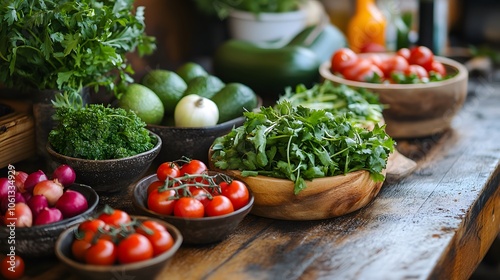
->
[46, 131, 162, 193]
[55, 216, 182, 280]
[148, 97, 262, 165]
[132, 174, 254, 244]
[0, 184, 99, 257]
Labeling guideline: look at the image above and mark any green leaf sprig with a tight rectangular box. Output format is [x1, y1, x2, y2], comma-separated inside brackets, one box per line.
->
[211, 101, 395, 194]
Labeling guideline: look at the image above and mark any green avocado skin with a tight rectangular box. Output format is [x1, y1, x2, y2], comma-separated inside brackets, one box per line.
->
[213, 24, 347, 96]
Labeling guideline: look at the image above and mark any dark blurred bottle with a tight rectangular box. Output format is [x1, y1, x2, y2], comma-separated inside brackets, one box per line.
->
[347, 0, 387, 53]
[418, 0, 448, 55]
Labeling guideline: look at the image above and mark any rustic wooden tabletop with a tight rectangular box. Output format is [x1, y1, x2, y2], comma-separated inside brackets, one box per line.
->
[5, 78, 500, 280]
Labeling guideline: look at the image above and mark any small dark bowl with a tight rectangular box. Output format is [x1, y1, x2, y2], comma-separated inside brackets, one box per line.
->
[132, 174, 254, 244]
[55, 216, 182, 280]
[47, 131, 162, 193]
[148, 97, 262, 165]
[0, 184, 99, 257]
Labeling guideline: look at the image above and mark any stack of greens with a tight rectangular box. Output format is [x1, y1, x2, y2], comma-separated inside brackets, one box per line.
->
[210, 101, 395, 194]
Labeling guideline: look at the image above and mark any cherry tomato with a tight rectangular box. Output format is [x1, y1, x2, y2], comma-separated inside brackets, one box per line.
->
[147, 189, 177, 215]
[180, 159, 207, 176]
[360, 42, 386, 53]
[341, 58, 372, 81]
[78, 219, 107, 233]
[71, 230, 95, 262]
[396, 48, 411, 61]
[147, 180, 165, 195]
[85, 238, 117, 265]
[330, 48, 358, 73]
[409, 46, 434, 71]
[136, 221, 174, 256]
[98, 208, 131, 227]
[430, 60, 447, 77]
[364, 53, 384, 70]
[405, 64, 429, 79]
[1, 255, 25, 279]
[354, 64, 384, 82]
[191, 188, 211, 207]
[221, 180, 250, 210]
[380, 55, 409, 77]
[117, 233, 153, 264]
[156, 162, 180, 181]
[205, 195, 234, 217]
[173, 197, 204, 218]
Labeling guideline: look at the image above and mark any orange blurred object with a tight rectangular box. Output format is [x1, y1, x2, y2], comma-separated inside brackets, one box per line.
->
[347, 0, 387, 53]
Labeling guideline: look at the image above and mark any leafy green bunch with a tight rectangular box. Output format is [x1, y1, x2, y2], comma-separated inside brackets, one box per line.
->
[0, 0, 156, 94]
[279, 81, 384, 128]
[48, 103, 155, 160]
[211, 101, 395, 194]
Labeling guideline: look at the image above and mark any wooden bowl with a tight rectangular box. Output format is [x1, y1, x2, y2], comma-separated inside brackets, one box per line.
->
[216, 169, 385, 220]
[319, 56, 469, 138]
[132, 173, 254, 244]
[0, 184, 99, 257]
[55, 216, 182, 280]
[47, 131, 162, 193]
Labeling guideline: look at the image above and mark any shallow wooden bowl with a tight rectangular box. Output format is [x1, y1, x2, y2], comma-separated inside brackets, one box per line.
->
[319, 56, 469, 138]
[55, 216, 182, 280]
[217, 169, 385, 220]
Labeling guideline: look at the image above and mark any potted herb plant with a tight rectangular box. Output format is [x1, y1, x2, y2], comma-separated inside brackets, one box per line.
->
[194, 0, 310, 43]
[0, 0, 156, 158]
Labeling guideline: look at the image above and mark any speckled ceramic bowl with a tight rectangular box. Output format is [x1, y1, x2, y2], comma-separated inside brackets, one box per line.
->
[46, 132, 162, 193]
[55, 216, 182, 280]
[0, 184, 99, 257]
[132, 173, 254, 244]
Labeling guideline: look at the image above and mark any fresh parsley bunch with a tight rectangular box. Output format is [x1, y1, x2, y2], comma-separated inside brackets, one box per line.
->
[48, 104, 154, 160]
[0, 0, 156, 94]
[211, 101, 395, 194]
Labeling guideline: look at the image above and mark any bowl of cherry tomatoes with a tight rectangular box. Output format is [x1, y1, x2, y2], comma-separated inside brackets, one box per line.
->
[132, 158, 254, 244]
[54, 208, 182, 280]
[319, 46, 469, 138]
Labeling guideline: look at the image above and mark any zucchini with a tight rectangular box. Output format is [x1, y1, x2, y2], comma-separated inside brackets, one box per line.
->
[213, 23, 346, 97]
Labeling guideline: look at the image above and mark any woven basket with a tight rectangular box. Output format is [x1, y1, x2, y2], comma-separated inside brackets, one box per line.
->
[0, 104, 35, 169]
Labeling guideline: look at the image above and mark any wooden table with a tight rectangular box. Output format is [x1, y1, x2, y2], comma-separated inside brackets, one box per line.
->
[9, 79, 500, 280]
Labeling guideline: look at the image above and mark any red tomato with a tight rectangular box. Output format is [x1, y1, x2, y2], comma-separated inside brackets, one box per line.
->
[85, 239, 117, 265]
[1, 255, 25, 279]
[147, 180, 165, 195]
[173, 197, 204, 218]
[136, 221, 174, 256]
[98, 208, 131, 227]
[380, 55, 409, 77]
[179, 159, 207, 176]
[364, 53, 384, 70]
[147, 189, 177, 215]
[360, 42, 386, 53]
[330, 48, 358, 73]
[205, 195, 234, 217]
[156, 162, 180, 181]
[220, 180, 249, 210]
[191, 188, 211, 207]
[396, 48, 411, 61]
[405, 64, 429, 79]
[354, 64, 384, 82]
[117, 233, 153, 264]
[78, 219, 107, 233]
[430, 60, 447, 76]
[71, 230, 94, 262]
[409, 46, 434, 71]
[341, 58, 372, 81]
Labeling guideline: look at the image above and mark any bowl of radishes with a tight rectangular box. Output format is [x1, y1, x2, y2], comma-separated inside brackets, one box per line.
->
[0, 165, 99, 257]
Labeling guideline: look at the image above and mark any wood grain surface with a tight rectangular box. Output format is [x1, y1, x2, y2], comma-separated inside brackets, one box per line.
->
[6, 80, 500, 280]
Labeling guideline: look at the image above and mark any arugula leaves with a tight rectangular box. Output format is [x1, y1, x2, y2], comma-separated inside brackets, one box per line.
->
[211, 101, 395, 194]
[0, 0, 156, 94]
[48, 104, 154, 160]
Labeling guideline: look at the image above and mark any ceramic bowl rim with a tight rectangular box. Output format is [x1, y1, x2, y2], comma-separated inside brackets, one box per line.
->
[132, 173, 255, 221]
[54, 216, 183, 272]
[46, 131, 162, 163]
[319, 55, 469, 90]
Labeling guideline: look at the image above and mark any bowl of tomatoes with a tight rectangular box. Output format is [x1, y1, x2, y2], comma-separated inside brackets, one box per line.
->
[54, 209, 182, 280]
[132, 158, 254, 244]
[319, 46, 469, 138]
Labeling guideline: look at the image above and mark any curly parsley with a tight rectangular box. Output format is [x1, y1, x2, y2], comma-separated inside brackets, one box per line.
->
[48, 104, 155, 160]
[211, 101, 395, 194]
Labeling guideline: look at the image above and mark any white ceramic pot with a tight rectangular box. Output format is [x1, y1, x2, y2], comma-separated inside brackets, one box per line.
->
[227, 9, 307, 44]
